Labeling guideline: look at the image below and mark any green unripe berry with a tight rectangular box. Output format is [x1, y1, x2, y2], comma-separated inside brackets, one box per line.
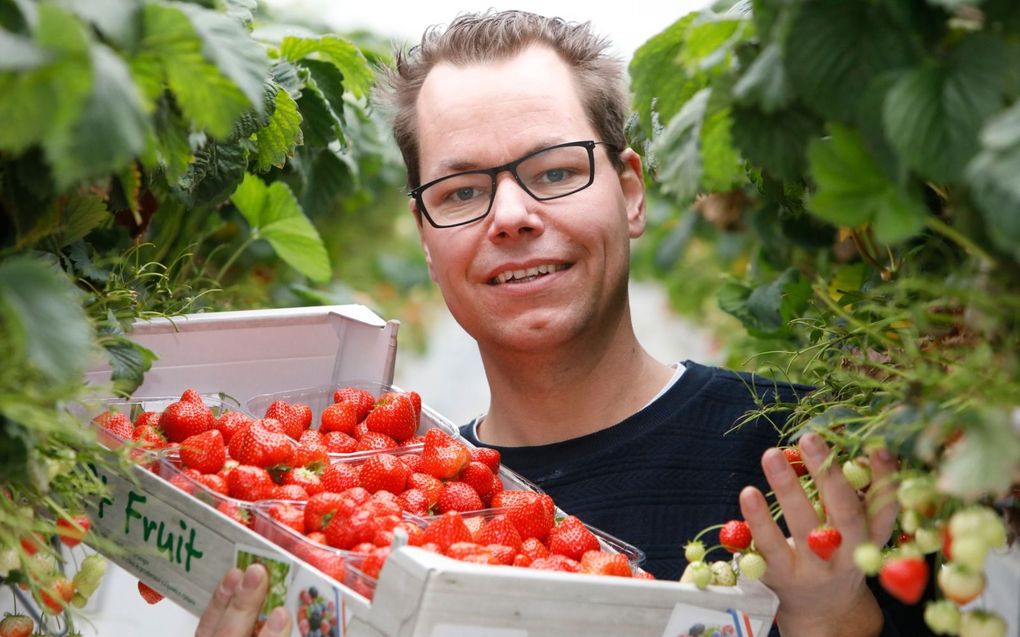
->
[710, 560, 737, 586]
[924, 600, 960, 635]
[853, 542, 883, 575]
[684, 540, 706, 563]
[738, 551, 767, 581]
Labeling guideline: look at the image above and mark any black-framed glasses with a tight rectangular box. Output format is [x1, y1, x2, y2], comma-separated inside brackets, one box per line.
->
[409, 140, 617, 228]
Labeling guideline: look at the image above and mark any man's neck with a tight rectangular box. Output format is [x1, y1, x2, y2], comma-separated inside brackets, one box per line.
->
[475, 327, 674, 447]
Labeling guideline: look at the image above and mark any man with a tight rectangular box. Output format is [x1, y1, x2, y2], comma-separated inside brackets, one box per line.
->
[199, 11, 923, 637]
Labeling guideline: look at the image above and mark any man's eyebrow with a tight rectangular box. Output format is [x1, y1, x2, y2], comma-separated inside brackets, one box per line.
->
[433, 138, 572, 174]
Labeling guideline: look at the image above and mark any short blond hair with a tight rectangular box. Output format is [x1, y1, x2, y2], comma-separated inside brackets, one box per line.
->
[375, 10, 629, 189]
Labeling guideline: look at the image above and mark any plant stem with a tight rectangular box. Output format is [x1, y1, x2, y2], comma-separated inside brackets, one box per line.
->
[218, 236, 256, 280]
[925, 216, 995, 265]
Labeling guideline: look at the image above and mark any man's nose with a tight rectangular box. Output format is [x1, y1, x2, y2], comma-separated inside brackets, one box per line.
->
[486, 172, 544, 239]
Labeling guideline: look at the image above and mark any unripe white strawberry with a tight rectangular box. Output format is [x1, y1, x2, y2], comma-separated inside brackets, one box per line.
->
[853, 542, 883, 575]
[842, 458, 871, 490]
[710, 560, 736, 586]
[951, 536, 990, 572]
[738, 551, 766, 581]
[924, 600, 961, 635]
[937, 563, 985, 605]
[897, 476, 937, 513]
[71, 554, 106, 606]
[900, 509, 922, 535]
[683, 540, 706, 563]
[0, 548, 20, 578]
[959, 610, 1006, 637]
[914, 527, 943, 554]
[680, 560, 712, 589]
[949, 507, 1004, 549]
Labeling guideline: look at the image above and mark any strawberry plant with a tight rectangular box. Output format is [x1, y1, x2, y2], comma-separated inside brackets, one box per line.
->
[631, 0, 1020, 629]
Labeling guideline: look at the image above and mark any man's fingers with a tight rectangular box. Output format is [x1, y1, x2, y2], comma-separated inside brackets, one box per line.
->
[865, 446, 899, 545]
[195, 567, 243, 637]
[258, 607, 292, 637]
[739, 485, 793, 574]
[800, 434, 868, 544]
[210, 564, 270, 637]
[760, 447, 818, 542]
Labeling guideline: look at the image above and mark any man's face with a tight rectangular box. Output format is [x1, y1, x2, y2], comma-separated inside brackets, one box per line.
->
[412, 45, 646, 355]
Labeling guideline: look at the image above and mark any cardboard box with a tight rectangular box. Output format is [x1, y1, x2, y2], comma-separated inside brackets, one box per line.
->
[83, 305, 778, 637]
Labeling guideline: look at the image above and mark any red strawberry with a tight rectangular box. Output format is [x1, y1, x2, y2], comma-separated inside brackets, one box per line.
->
[263, 400, 306, 440]
[273, 484, 310, 501]
[92, 411, 133, 440]
[137, 580, 164, 605]
[0, 613, 33, 637]
[292, 430, 328, 469]
[54, 514, 91, 548]
[364, 393, 417, 442]
[519, 537, 550, 562]
[181, 388, 203, 403]
[485, 543, 516, 565]
[353, 420, 370, 439]
[419, 429, 470, 480]
[446, 541, 497, 565]
[332, 386, 376, 420]
[322, 431, 359, 454]
[226, 465, 275, 501]
[360, 546, 392, 578]
[400, 453, 423, 473]
[408, 472, 444, 507]
[304, 548, 346, 582]
[469, 447, 501, 473]
[217, 500, 253, 527]
[547, 515, 601, 561]
[436, 481, 484, 513]
[879, 556, 929, 604]
[320, 462, 360, 493]
[294, 404, 313, 429]
[719, 519, 752, 553]
[580, 550, 632, 577]
[937, 563, 985, 605]
[215, 411, 253, 444]
[38, 577, 75, 613]
[132, 423, 168, 450]
[159, 395, 214, 443]
[319, 402, 360, 436]
[282, 467, 323, 496]
[492, 490, 555, 516]
[474, 515, 523, 552]
[783, 447, 808, 477]
[266, 502, 306, 534]
[395, 520, 426, 547]
[423, 511, 472, 551]
[304, 492, 351, 532]
[397, 488, 430, 516]
[355, 431, 398, 452]
[504, 493, 555, 542]
[229, 419, 294, 468]
[529, 555, 580, 572]
[324, 507, 378, 550]
[194, 473, 228, 495]
[133, 410, 161, 428]
[807, 526, 842, 561]
[358, 453, 410, 494]
[459, 462, 497, 503]
[179, 429, 227, 474]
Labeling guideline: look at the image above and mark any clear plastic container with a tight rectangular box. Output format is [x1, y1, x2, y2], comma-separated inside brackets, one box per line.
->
[155, 455, 258, 528]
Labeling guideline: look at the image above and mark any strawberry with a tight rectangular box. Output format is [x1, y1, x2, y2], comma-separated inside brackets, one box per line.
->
[719, 519, 752, 553]
[215, 411, 253, 444]
[423, 511, 472, 551]
[225, 465, 275, 501]
[292, 430, 328, 469]
[320, 462, 360, 494]
[446, 542, 497, 565]
[504, 493, 555, 542]
[322, 431, 359, 454]
[400, 453, 423, 473]
[842, 458, 872, 490]
[229, 419, 294, 468]
[266, 502, 306, 534]
[195, 473, 228, 495]
[181, 388, 203, 403]
[38, 577, 75, 614]
[325, 507, 378, 550]
[519, 537, 550, 562]
[358, 453, 410, 495]
[807, 526, 842, 561]
[304, 548, 346, 582]
[937, 563, 985, 605]
[783, 447, 808, 477]
[132, 423, 169, 450]
[434, 481, 483, 513]
[459, 461, 497, 503]
[485, 543, 517, 565]
[364, 393, 417, 442]
[282, 467, 324, 496]
[137, 580, 164, 605]
[263, 400, 306, 440]
[492, 490, 556, 517]
[92, 411, 133, 440]
[355, 431, 398, 452]
[353, 420, 370, 439]
[959, 610, 1007, 637]
[529, 555, 580, 572]
[738, 551, 767, 581]
[879, 556, 929, 604]
[469, 447, 501, 473]
[55, 514, 91, 548]
[408, 472, 444, 507]
[294, 404, 313, 430]
[360, 546, 392, 578]
[923, 600, 960, 635]
[273, 484, 310, 501]
[133, 411, 161, 428]
[0, 614, 33, 637]
[71, 554, 106, 605]
[474, 515, 523, 552]
[419, 428, 470, 480]
[179, 429, 227, 474]
[304, 491, 352, 532]
[217, 500, 253, 527]
[547, 515, 601, 561]
[332, 386, 376, 420]
[159, 393, 214, 443]
[580, 550, 632, 577]
[319, 402, 360, 436]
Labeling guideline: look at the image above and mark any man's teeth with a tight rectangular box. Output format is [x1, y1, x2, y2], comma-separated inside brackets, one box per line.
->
[493, 263, 567, 284]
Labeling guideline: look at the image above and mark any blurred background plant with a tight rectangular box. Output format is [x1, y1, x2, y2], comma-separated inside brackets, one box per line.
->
[630, 0, 1019, 630]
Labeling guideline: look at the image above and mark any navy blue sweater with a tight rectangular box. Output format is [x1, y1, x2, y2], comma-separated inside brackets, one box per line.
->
[460, 361, 932, 636]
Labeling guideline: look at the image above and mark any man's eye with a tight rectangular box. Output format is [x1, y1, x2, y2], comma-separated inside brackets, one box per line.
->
[542, 168, 568, 183]
[451, 187, 480, 202]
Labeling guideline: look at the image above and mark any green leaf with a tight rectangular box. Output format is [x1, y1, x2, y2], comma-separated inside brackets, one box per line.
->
[0, 29, 51, 70]
[806, 124, 927, 243]
[653, 89, 711, 202]
[174, 140, 248, 208]
[700, 105, 743, 192]
[677, 15, 747, 73]
[746, 268, 810, 332]
[51, 191, 109, 247]
[55, 0, 141, 49]
[301, 59, 347, 126]
[966, 138, 1020, 261]
[278, 35, 372, 99]
[784, 2, 917, 122]
[297, 80, 341, 148]
[153, 99, 193, 183]
[253, 86, 303, 172]
[103, 335, 157, 396]
[883, 33, 1009, 183]
[979, 95, 1020, 150]
[0, 256, 93, 383]
[630, 13, 702, 134]
[47, 43, 150, 189]
[731, 104, 819, 180]
[937, 409, 1020, 499]
[231, 173, 331, 282]
[302, 147, 352, 216]
[732, 43, 792, 113]
[223, 0, 257, 26]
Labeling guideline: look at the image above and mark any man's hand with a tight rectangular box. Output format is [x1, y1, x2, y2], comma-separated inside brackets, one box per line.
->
[195, 564, 291, 637]
[739, 433, 899, 637]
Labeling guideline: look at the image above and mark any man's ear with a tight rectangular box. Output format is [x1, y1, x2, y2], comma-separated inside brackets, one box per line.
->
[410, 197, 437, 281]
[618, 148, 647, 238]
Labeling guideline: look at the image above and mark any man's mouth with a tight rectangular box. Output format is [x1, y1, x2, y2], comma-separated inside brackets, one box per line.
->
[490, 263, 570, 285]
